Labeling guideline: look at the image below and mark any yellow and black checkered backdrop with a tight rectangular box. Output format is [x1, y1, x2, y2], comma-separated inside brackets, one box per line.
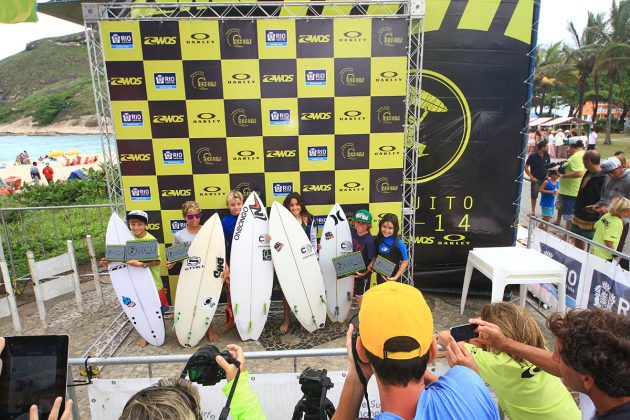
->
[101, 17, 408, 297]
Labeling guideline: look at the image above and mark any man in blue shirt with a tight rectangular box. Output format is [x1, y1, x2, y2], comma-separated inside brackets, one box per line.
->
[333, 282, 499, 420]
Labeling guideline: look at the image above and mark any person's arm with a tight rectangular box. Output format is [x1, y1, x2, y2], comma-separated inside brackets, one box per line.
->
[561, 170, 584, 179]
[470, 318, 561, 377]
[539, 180, 553, 194]
[524, 162, 537, 183]
[218, 345, 267, 420]
[388, 259, 408, 281]
[332, 325, 374, 420]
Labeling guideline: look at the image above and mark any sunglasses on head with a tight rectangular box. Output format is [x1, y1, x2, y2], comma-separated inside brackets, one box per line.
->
[186, 213, 202, 220]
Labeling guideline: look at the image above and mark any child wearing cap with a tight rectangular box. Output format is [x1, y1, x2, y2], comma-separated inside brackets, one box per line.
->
[437, 303, 580, 420]
[100, 210, 168, 347]
[592, 196, 630, 261]
[335, 282, 499, 419]
[350, 209, 377, 306]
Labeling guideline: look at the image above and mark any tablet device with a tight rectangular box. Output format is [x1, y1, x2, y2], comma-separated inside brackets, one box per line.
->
[0, 335, 69, 419]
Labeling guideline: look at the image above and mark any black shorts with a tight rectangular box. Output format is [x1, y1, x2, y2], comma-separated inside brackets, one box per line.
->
[354, 275, 370, 297]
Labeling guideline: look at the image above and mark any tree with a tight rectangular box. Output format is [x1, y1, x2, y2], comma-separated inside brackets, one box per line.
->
[594, 0, 630, 144]
[566, 12, 605, 118]
[534, 42, 570, 116]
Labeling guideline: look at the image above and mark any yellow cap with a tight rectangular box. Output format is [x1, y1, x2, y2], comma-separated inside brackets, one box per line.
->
[359, 282, 433, 360]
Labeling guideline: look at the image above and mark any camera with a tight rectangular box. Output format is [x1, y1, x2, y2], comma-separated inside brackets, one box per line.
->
[544, 160, 568, 174]
[182, 345, 236, 386]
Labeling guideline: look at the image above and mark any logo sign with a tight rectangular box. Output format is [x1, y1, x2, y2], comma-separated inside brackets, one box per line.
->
[274, 242, 284, 252]
[120, 154, 151, 162]
[375, 145, 400, 156]
[231, 108, 257, 128]
[266, 150, 296, 158]
[341, 143, 365, 160]
[273, 182, 293, 196]
[161, 189, 192, 197]
[196, 147, 222, 165]
[139, 21, 180, 60]
[262, 249, 272, 261]
[190, 70, 217, 90]
[307, 146, 328, 161]
[340, 110, 366, 121]
[376, 71, 404, 83]
[225, 27, 253, 48]
[192, 112, 221, 126]
[234, 150, 258, 161]
[121, 111, 143, 127]
[144, 36, 177, 46]
[377, 106, 401, 124]
[162, 149, 185, 165]
[152, 114, 185, 124]
[154, 72, 177, 89]
[340, 30, 366, 43]
[588, 270, 630, 315]
[269, 110, 291, 125]
[106, 61, 146, 101]
[303, 184, 332, 192]
[262, 74, 294, 83]
[295, 20, 333, 58]
[377, 26, 404, 46]
[249, 194, 268, 221]
[200, 185, 222, 197]
[265, 30, 288, 47]
[187, 256, 201, 267]
[375, 177, 399, 194]
[315, 215, 327, 226]
[170, 219, 187, 233]
[305, 70, 327, 86]
[110, 32, 133, 49]
[340, 181, 364, 192]
[298, 34, 330, 43]
[130, 186, 151, 201]
[228, 72, 253, 85]
[301, 244, 313, 254]
[187, 32, 214, 45]
[340, 67, 365, 87]
[298, 97, 334, 135]
[110, 77, 143, 86]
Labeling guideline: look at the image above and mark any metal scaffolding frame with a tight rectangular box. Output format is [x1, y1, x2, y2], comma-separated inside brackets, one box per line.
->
[83, 1, 425, 283]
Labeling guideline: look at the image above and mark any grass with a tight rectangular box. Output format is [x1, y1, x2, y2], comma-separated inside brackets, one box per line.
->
[592, 134, 630, 159]
[0, 32, 94, 124]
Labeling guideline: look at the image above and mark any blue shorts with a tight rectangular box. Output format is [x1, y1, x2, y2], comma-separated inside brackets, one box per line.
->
[556, 194, 576, 221]
[541, 206, 554, 217]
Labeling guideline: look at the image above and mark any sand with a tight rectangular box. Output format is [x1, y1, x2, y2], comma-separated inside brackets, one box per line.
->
[1, 153, 105, 186]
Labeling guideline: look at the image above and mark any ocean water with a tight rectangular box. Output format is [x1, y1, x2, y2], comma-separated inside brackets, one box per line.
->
[0, 135, 104, 164]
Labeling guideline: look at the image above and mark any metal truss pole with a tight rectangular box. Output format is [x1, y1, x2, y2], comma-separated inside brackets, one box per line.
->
[401, 0, 425, 285]
[84, 5, 125, 216]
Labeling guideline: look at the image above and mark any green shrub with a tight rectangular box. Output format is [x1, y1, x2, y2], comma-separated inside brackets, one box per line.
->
[32, 93, 68, 126]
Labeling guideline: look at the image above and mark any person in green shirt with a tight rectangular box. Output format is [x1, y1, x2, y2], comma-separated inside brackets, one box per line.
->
[439, 303, 580, 420]
[592, 196, 630, 261]
[119, 344, 267, 420]
[554, 138, 586, 232]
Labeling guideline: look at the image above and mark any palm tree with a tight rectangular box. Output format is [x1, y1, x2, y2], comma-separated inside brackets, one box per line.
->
[566, 12, 605, 118]
[594, 0, 630, 144]
[534, 42, 567, 115]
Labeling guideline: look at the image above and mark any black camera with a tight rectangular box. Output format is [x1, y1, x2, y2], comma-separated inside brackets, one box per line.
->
[182, 345, 236, 386]
[544, 160, 568, 174]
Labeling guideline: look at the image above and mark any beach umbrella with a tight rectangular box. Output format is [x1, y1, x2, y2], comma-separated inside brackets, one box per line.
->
[48, 151, 64, 158]
[65, 150, 81, 156]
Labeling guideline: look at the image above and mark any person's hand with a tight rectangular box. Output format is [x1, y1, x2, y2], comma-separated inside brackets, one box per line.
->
[530, 177, 538, 183]
[99, 258, 109, 267]
[352, 270, 368, 278]
[29, 397, 73, 420]
[445, 336, 478, 373]
[216, 344, 245, 383]
[126, 260, 144, 268]
[345, 324, 373, 383]
[165, 261, 175, 270]
[0, 337, 4, 372]
[595, 206, 608, 215]
[469, 318, 508, 351]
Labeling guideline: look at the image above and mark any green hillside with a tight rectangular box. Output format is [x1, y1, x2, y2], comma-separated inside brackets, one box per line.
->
[0, 32, 95, 125]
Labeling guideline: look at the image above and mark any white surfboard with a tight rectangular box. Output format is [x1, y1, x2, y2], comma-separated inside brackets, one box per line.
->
[174, 213, 225, 347]
[319, 204, 354, 323]
[105, 213, 165, 346]
[229, 192, 273, 341]
[269, 201, 327, 332]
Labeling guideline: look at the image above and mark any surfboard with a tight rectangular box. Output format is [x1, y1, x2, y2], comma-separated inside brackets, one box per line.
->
[174, 213, 225, 347]
[229, 192, 273, 341]
[319, 204, 354, 322]
[105, 213, 165, 346]
[269, 201, 326, 332]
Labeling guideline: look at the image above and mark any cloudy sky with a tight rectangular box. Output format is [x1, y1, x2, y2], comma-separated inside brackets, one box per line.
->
[0, 0, 616, 60]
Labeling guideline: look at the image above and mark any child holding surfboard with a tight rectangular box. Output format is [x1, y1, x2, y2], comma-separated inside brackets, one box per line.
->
[350, 209, 377, 306]
[220, 190, 244, 334]
[166, 201, 222, 341]
[101, 210, 168, 347]
[370, 213, 409, 284]
[278, 192, 318, 332]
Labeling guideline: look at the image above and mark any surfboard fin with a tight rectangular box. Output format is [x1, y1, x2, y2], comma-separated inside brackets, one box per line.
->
[293, 305, 299, 314]
[234, 303, 238, 316]
[320, 295, 326, 304]
[263, 302, 268, 315]
[203, 316, 210, 326]
[248, 320, 252, 332]
[335, 306, 339, 316]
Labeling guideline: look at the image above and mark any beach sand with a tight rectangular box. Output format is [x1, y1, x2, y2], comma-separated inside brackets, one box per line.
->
[1, 153, 105, 186]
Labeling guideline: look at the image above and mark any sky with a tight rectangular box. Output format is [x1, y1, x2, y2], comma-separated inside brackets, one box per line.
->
[0, 0, 617, 61]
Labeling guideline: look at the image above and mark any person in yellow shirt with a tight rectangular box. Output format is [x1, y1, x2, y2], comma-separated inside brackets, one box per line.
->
[553, 138, 585, 232]
[439, 303, 580, 420]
